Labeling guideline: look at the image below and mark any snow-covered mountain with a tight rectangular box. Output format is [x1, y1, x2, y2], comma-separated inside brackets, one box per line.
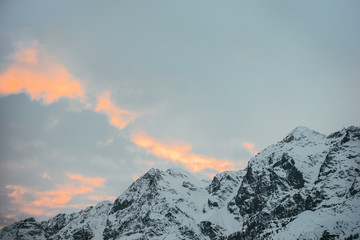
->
[1, 126, 359, 239]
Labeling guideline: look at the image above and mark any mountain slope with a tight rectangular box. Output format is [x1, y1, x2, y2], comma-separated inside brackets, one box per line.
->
[1, 126, 359, 239]
[228, 126, 360, 239]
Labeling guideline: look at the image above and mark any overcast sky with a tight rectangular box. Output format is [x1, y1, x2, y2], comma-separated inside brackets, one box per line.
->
[0, 0, 359, 228]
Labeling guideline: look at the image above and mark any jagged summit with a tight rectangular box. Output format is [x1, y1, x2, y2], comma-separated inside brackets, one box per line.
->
[166, 167, 192, 177]
[143, 167, 198, 177]
[327, 125, 360, 141]
[1, 126, 359, 240]
[282, 126, 325, 143]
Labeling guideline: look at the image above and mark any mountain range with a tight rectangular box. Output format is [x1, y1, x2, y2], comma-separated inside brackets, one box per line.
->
[1, 126, 359, 239]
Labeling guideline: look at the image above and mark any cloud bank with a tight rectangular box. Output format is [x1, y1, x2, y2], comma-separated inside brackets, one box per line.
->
[6, 173, 111, 217]
[0, 44, 86, 104]
[95, 91, 138, 130]
[242, 142, 258, 156]
[132, 133, 236, 173]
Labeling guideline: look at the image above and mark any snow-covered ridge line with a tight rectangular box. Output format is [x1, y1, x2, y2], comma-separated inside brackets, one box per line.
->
[1, 126, 359, 239]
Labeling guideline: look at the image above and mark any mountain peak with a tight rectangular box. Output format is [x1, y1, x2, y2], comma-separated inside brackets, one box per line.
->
[146, 167, 162, 175]
[166, 167, 191, 178]
[282, 126, 324, 143]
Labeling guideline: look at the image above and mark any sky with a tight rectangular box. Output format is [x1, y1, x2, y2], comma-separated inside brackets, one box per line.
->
[0, 0, 359, 228]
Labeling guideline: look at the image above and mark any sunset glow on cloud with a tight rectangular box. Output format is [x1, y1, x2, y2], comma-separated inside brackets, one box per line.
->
[6, 173, 107, 216]
[13, 45, 38, 65]
[42, 171, 51, 180]
[65, 173, 105, 187]
[242, 142, 258, 156]
[88, 195, 116, 201]
[132, 133, 236, 173]
[95, 91, 138, 129]
[131, 174, 140, 181]
[0, 44, 86, 104]
[5, 185, 44, 216]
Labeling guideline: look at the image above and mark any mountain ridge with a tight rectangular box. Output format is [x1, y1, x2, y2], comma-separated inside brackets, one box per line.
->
[1, 126, 359, 239]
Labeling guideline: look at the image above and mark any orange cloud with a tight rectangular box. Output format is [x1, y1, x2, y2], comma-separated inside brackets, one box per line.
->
[33, 185, 95, 208]
[6, 185, 44, 216]
[95, 91, 138, 129]
[13, 45, 38, 65]
[33, 173, 105, 208]
[6, 173, 107, 218]
[242, 142, 258, 156]
[88, 195, 116, 201]
[132, 133, 235, 173]
[0, 44, 86, 104]
[42, 171, 51, 180]
[6, 185, 27, 203]
[4, 214, 16, 219]
[22, 207, 44, 216]
[65, 173, 105, 187]
[131, 174, 140, 181]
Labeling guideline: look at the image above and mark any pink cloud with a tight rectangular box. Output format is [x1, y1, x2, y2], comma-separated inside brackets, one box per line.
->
[6, 173, 108, 218]
[42, 171, 51, 180]
[95, 91, 138, 129]
[88, 195, 116, 201]
[0, 43, 87, 104]
[65, 173, 105, 187]
[13, 44, 38, 65]
[131, 174, 140, 181]
[242, 142, 258, 156]
[132, 132, 236, 173]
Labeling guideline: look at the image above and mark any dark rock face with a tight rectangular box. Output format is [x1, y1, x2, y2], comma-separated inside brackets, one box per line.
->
[208, 177, 221, 193]
[1, 126, 359, 240]
[42, 213, 72, 238]
[317, 147, 341, 181]
[229, 126, 360, 238]
[72, 228, 94, 240]
[183, 181, 197, 191]
[350, 178, 360, 196]
[208, 170, 245, 211]
[199, 221, 225, 240]
[0, 218, 45, 239]
[235, 153, 305, 218]
[273, 153, 305, 189]
[110, 199, 133, 214]
[235, 166, 267, 215]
